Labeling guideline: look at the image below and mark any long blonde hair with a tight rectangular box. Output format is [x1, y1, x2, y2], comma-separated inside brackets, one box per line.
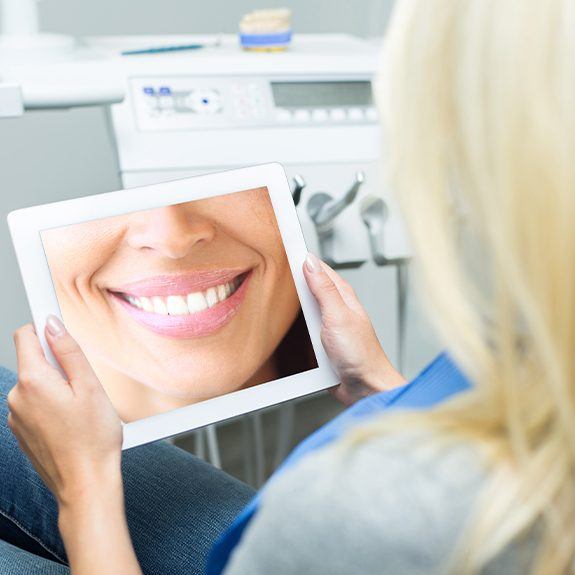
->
[369, 0, 575, 572]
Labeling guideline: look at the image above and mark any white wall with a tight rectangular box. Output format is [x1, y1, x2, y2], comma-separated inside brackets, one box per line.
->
[38, 0, 393, 38]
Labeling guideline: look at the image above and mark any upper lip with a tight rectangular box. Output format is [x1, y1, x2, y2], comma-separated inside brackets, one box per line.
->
[108, 268, 251, 297]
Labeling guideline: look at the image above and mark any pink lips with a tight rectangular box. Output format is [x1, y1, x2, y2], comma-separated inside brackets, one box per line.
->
[109, 269, 252, 339]
[113, 269, 248, 297]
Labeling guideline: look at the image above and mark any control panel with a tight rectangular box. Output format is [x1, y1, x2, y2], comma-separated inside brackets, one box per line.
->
[130, 76, 378, 132]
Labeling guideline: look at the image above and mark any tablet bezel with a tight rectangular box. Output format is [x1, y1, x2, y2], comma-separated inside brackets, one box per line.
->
[8, 163, 338, 449]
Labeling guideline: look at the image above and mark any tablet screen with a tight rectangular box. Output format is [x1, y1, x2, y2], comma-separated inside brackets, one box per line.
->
[40, 187, 318, 422]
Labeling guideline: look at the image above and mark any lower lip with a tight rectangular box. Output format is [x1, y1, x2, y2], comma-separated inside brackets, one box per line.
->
[111, 273, 251, 339]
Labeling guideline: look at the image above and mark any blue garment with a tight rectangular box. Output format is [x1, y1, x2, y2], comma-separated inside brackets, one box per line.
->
[207, 353, 471, 575]
[0, 353, 470, 574]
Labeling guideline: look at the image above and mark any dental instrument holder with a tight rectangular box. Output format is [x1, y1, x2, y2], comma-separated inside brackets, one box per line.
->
[360, 195, 409, 372]
[290, 174, 306, 206]
[307, 171, 366, 270]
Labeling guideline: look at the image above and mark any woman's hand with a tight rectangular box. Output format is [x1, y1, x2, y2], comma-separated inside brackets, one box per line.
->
[9, 317, 142, 575]
[303, 254, 406, 406]
[9, 317, 122, 507]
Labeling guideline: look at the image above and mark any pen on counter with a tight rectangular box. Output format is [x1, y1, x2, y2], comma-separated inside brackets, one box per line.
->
[122, 39, 221, 56]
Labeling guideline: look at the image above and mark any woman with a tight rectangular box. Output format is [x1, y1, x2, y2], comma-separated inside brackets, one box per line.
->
[3, 0, 574, 573]
[41, 187, 316, 420]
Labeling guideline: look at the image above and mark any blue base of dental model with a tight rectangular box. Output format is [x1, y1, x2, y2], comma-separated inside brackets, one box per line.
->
[239, 30, 292, 49]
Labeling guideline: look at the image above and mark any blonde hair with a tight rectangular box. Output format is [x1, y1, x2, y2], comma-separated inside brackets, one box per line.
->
[367, 0, 575, 572]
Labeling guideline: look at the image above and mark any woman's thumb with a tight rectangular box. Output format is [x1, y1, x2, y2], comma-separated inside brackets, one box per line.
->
[303, 254, 346, 319]
[45, 315, 100, 388]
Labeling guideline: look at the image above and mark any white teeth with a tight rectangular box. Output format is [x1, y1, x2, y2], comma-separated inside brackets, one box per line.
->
[167, 295, 188, 315]
[205, 287, 219, 308]
[123, 276, 244, 315]
[187, 292, 208, 313]
[152, 296, 168, 315]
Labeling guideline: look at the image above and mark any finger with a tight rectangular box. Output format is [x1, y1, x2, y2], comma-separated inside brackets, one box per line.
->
[303, 254, 347, 319]
[14, 325, 54, 380]
[44, 316, 100, 390]
[319, 261, 364, 313]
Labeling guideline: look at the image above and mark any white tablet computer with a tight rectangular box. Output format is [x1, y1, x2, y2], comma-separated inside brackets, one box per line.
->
[8, 163, 337, 449]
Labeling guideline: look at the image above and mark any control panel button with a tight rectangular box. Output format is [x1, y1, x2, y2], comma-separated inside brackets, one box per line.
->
[186, 90, 222, 114]
[252, 103, 265, 117]
[293, 109, 311, 122]
[347, 108, 364, 121]
[330, 108, 347, 121]
[276, 109, 292, 122]
[312, 108, 329, 121]
[365, 107, 378, 120]
[157, 96, 174, 112]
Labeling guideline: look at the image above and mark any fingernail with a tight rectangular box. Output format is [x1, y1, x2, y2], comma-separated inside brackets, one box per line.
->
[305, 253, 322, 273]
[46, 315, 66, 338]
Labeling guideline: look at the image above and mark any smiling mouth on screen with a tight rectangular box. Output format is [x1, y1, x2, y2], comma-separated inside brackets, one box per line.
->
[108, 269, 252, 338]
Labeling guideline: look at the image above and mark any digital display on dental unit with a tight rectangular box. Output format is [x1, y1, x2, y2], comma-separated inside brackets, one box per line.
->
[40, 187, 318, 423]
[271, 81, 373, 108]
